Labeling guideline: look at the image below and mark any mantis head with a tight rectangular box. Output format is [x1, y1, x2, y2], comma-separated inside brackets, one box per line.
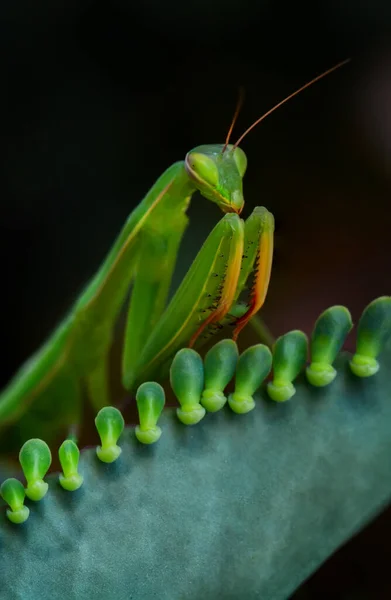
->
[185, 60, 350, 217]
[185, 144, 247, 214]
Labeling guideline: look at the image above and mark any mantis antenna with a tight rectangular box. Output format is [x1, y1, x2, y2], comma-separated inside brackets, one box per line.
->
[232, 58, 351, 150]
[222, 87, 245, 153]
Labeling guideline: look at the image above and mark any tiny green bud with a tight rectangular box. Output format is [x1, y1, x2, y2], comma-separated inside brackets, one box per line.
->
[0, 478, 30, 524]
[201, 339, 239, 412]
[170, 348, 206, 425]
[95, 406, 125, 463]
[306, 306, 352, 387]
[58, 439, 83, 491]
[350, 296, 391, 377]
[267, 330, 308, 402]
[19, 438, 52, 501]
[135, 382, 165, 444]
[228, 344, 272, 414]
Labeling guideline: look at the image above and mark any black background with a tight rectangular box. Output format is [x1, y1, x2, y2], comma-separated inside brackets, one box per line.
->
[0, 1, 390, 597]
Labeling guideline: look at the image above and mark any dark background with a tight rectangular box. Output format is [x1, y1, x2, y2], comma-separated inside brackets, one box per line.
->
[0, 1, 390, 597]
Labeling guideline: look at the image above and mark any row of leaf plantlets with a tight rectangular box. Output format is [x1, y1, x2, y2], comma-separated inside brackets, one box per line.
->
[1, 297, 390, 525]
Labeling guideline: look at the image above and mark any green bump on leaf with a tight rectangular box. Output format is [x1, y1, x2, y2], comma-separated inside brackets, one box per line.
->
[0, 478, 29, 524]
[201, 339, 239, 412]
[19, 438, 52, 501]
[58, 439, 83, 491]
[267, 330, 308, 402]
[350, 296, 391, 377]
[170, 348, 206, 425]
[228, 344, 272, 414]
[135, 382, 165, 444]
[95, 407, 125, 463]
[306, 306, 353, 387]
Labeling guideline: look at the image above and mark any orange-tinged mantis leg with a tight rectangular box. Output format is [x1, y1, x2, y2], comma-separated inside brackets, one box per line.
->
[232, 211, 274, 341]
[188, 207, 275, 349]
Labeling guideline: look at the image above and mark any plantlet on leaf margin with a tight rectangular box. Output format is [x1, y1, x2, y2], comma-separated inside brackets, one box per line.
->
[170, 348, 206, 425]
[228, 344, 272, 414]
[95, 407, 125, 463]
[350, 296, 391, 377]
[306, 306, 353, 387]
[201, 339, 239, 412]
[19, 438, 52, 501]
[58, 439, 83, 491]
[267, 331, 308, 402]
[0, 478, 29, 524]
[135, 382, 166, 444]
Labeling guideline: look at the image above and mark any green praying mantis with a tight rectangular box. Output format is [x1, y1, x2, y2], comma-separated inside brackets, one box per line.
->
[0, 59, 350, 444]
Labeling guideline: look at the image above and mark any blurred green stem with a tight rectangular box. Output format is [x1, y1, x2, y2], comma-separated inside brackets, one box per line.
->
[250, 315, 275, 347]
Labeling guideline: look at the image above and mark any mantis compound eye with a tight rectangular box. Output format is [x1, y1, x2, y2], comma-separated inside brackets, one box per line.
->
[233, 146, 247, 177]
[185, 152, 219, 188]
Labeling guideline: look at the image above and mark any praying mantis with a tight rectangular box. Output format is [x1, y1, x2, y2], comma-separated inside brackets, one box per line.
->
[0, 59, 349, 444]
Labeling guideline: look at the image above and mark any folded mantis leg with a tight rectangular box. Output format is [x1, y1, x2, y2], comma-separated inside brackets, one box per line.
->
[192, 206, 275, 347]
[232, 206, 274, 340]
[127, 206, 275, 390]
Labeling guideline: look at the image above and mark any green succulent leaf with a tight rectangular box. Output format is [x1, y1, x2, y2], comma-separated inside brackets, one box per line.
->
[1, 348, 391, 599]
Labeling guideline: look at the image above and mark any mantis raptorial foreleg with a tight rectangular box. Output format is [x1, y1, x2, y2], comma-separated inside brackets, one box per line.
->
[129, 206, 274, 390]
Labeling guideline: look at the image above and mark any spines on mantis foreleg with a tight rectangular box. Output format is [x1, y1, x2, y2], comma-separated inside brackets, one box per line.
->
[212, 207, 275, 342]
[187, 206, 275, 350]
